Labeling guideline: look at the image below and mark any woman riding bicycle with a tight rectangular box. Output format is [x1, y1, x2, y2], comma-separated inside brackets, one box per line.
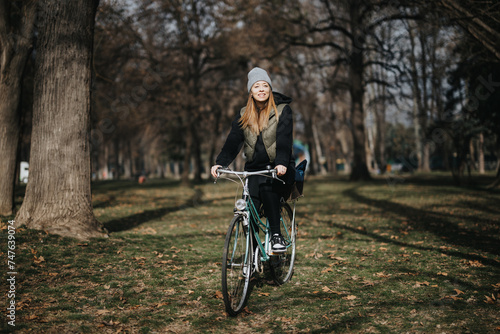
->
[211, 67, 295, 252]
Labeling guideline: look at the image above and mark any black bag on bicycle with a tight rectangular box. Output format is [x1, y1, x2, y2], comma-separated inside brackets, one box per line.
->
[288, 159, 307, 201]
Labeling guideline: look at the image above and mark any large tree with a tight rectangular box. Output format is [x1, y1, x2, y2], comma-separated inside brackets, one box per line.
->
[15, 0, 106, 239]
[0, 0, 36, 215]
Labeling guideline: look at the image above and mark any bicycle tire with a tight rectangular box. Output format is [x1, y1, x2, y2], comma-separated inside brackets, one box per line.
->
[221, 214, 253, 316]
[269, 202, 296, 285]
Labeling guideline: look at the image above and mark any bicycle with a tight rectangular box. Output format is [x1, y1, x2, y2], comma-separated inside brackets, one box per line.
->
[214, 167, 298, 316]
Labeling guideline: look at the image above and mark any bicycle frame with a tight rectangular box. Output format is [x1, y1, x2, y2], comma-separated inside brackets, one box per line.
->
[216, 168, 294, 263]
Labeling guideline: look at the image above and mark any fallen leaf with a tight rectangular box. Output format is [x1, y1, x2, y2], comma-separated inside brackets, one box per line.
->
[214, 291, 223, 299]
[258, 292, 270, 296]
[156, 302, 169, 308]
[454, 289, 464, 295]
[362, 280, 375, 287]
[243, 306, 254, 314]
[374, 272, 391, 278]
[343, 295, 357, 300]
[443, 295, 463, 301]
[33, 256, 45, 264]
[133, 285, 145, 293]
[414, 281, 430, 288]
[322, 286, 341, 294]
[484, 294, 497, 304]
[102, 320, 119, 326]
[437, 272, 448, 276]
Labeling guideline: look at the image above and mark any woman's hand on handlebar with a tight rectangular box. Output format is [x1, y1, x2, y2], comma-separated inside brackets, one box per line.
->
[276, 164, 287, 176]
[211, 165, 222, 178]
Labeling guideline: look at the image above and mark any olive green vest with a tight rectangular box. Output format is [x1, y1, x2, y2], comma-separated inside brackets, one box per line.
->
[239, 104, 287, 163]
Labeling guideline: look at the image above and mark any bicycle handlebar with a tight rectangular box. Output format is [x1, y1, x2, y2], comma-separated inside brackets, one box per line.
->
[215, 167, 285, 184]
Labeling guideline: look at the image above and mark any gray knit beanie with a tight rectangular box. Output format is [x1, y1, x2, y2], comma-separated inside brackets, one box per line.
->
[247, 67, 272, 92]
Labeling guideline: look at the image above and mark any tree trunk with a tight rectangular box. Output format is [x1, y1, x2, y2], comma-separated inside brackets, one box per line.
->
[15, 0, 106, 240]
[348, 5, 370, 180]
[486, 145, 500, 189]
[478, 132, 485, 174]
[348, 1, 370, 181]
[181, 119, 193, 185]
[419, 32, 431, 172]
[407, 23, 424, 172]
[122, 140, 133, 179]
[98, 142, 109, 180]
[113, 138, 120, 180]
[192, 123, 203, 182]
[304, 116, 318, 175]
[0, 0, 36, 215]
[312, 122, 327, 175]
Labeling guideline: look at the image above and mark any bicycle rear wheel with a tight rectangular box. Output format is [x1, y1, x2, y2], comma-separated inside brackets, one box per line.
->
[270, 202, 296, 285]
[221, 214, 253, 316]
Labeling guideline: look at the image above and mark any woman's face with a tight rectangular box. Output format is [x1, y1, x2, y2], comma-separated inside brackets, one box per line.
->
[251, 80, 270, 104]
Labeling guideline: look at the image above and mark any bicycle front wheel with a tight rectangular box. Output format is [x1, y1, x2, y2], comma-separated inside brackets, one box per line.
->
[270, 202, 296, 285]
[221, 214, 253, 316]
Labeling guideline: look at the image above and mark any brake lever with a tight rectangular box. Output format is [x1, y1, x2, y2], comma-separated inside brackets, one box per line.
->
[214, 168, 222, 184]
[271, 168, 286, 184]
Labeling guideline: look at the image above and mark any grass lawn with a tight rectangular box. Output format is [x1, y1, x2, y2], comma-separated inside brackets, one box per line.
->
[1, 172, 499, 333]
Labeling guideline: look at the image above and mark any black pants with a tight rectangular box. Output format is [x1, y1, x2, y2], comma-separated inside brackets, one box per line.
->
[248, 174, 292, 236]
[250, 182, 282, 236]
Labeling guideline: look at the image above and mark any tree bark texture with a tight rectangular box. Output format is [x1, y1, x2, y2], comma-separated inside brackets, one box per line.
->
[348, 1, 371, 181]
[15, 0, 106, 239]
[0, 0, 36, 215]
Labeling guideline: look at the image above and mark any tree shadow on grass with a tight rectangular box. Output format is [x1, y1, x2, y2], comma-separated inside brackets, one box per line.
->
[104, 189, 230, 233]
[322, 221, 500, 268]
[340, 186, 500, 258]
[92, 179, 183, 193]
